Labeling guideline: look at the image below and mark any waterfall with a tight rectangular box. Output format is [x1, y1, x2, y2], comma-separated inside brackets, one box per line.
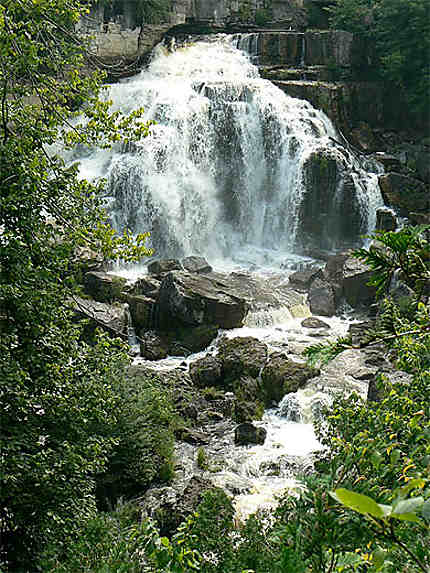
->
[73, 37, 383, 267]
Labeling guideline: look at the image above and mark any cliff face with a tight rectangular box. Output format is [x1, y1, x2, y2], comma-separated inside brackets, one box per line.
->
[78, 0, 305, 70]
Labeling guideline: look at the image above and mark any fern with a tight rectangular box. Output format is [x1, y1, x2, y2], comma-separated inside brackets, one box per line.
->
[304, 336, 353, 368]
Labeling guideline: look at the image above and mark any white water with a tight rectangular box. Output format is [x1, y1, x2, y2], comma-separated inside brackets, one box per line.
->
[71, 36, 383, 268]
[70, 36, 383, 517]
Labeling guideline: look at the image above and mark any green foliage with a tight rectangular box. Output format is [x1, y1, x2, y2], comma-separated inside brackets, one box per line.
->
[327, 0, 430, 117]
[354, 226, 430, 298]
[0, 0, 156, 568]
[304, 335, 353, 367]
[196, 447, 209, 470]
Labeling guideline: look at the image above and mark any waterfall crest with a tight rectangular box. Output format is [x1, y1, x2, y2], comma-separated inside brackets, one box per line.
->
[74, 37, 383, 267]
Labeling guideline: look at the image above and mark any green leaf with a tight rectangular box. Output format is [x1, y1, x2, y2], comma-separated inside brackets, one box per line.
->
[392, 497, 424, 515]
[421, 501, 430, 522]
[329, 489, 388, 519]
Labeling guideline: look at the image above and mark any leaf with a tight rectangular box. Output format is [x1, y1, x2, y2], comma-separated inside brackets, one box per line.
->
[329, 489, 389, 519]
[421, 500, 430, 522]
[392, 497, 424, 515]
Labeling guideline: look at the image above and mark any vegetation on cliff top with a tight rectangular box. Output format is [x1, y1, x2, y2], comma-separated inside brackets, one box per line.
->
[328, 0, 430, 118]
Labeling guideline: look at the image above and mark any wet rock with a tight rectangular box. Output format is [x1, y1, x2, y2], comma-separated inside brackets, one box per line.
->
[279, 394, 302, 422]
[143, 477, 215, 536]
[84, 271, 127, 303]
[157, 271, 248, 330]
[169, 324, 219, 354]
[308, 277, 336, 316]
[218, 336, 268, 382]
[342, 256, 375, 308]
[72, 296, 126, 340]
[132, 276, 161, 297]
[148, 259, 182, 276]
[379, 173, 429, 215]
[261, 353, 319, 405]
[176, 428, 210, 445]
[348, 321, 374, 346]
[376, 208, 397, 231]
[127, 294, 155, 332]
[289, 267, 323, 292]
[232, 376, 264, 422]
[181, 256, 212, 274]
[301, 317, 330, 329]
[140, 330, 168, 360]
[189, 355, 223, 388]
[234, 422, 267, 446]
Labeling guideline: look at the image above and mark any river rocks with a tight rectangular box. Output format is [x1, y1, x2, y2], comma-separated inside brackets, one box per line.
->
[148, 259, 182, 276]
[308, 277, 336, 316]
[190, 355, 223, 388]
[301, 317, 330, 329]
[261, 352, 319, 405]
[300, 148, 363, 251]
[379, 173, 429, 215]
[84, 271, 128, 303]
[217, 336, 268, 382]
[342, 256, 375, 308]
[72, 296, 127, 340]
[157, 271, 248, 330]
[181, 255, 212, 274]
[289, 267, 323, 291]
[234, 422, 266, 446]
[232, 376, 264, 422]
[376, 208, 397, 231]
[140, 330, 168, 360]
[143, 477, 216, 536]
[127, 294, 155, 333]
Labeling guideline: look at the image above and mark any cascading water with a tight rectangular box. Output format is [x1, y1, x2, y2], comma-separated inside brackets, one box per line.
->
[73, 36, 383, 267]
[71, 36, 384, 518]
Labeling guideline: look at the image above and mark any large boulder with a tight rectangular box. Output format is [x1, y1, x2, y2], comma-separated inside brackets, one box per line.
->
[72, 296, 126, 340]
[232, 376, 264, 422]
[342, 256, 375, 307]
[148, 259, 182, 276]
[234, 422, 267, 446]
[189, 355, 223, 388]
[181, 256, 212, 274]
[140, 330, 168, 361]
[127, 294, 156, 333]
[308, 277, 336, 316]
[379, 173, 429, 215]
[157, 271, 248, 330]
[84, 271, 127, 303]
[261, 353, 319, 405]
[288, 267, 323, 292]
[217, 336, 268, 382]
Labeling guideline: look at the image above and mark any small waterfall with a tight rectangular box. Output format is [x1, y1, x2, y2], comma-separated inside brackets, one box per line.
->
[72, 37, 383, 266]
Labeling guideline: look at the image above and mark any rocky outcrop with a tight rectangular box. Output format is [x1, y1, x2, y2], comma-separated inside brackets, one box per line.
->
[234, 422, 266, 446]
[72, 296, 127, 340]
[157, 270, 248, 330]
[308, 277, 336, 316]
[217, 336, 268, 382]
[190, 355, 223, 388]
[84, 271, 128, 303]
[378, 173, 429, 216]
[261, 352, 318, 404]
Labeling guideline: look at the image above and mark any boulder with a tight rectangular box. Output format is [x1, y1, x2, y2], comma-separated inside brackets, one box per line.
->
[376, 208, 397, 231]
[140, 330, 169, 361]
[234, 422, 267, 446]
[157, 271, 248, 330]
[148, 259, 182, 276]
[288, 267, 323, 292]
[261, 353, 319, 405]
[132, 276, 161, 297]
[308, 277, 336, 316]
[84, 271, 127, 303]
[342, 256, 375, 307]
[127, 294, 155, 333]
[143, 477, 216, 536]
[189, 355, 223, 388]
[72, 296, 126, 340]
[379, 173, 429, 215]
[168, 324, 219, 354]
[301, 317, 330, 329]
[217, 336, 268, 382]
[348, 321, 374, 346]
[181, 256, 212, 274]
[232, 376, 264, 422]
